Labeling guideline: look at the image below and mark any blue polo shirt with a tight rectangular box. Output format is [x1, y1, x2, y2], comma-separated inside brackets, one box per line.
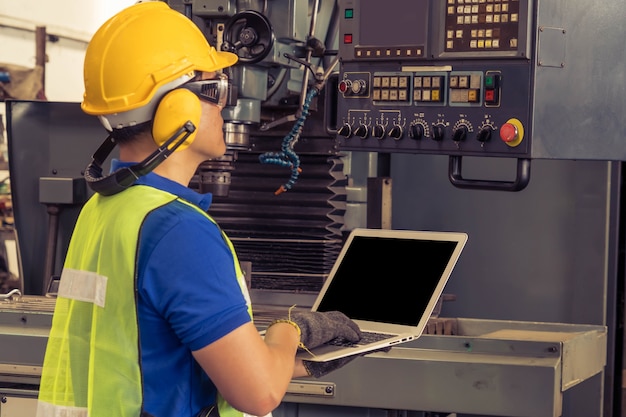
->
[110, 161, 252, 417]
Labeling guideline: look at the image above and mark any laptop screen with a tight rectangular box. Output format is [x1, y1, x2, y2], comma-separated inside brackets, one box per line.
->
[315, 233, 461, 326]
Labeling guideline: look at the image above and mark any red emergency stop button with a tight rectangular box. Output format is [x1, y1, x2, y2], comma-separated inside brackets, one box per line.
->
[500, 123, 517, 142]
[499, 118, 524, 147]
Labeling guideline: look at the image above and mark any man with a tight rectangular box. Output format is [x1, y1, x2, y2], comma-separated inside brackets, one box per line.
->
[36, 3, 362, 417]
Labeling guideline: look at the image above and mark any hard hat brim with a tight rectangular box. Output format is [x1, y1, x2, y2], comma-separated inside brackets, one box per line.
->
[210, 50, 239, 71]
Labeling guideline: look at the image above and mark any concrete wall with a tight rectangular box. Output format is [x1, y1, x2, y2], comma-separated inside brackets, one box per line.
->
[0, 0, 135, 155]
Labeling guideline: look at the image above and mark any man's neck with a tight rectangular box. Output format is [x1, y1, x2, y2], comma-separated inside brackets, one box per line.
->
[118, 135, 199, 187]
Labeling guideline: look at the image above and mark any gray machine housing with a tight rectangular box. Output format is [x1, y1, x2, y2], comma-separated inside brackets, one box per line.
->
[335, 0, 625, 162]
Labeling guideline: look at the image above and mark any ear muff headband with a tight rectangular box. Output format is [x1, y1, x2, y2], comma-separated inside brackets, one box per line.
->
[84, 121, 196, 196]
[152, 88, 201, 150]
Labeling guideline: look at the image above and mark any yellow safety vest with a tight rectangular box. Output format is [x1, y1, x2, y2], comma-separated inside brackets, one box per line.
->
[37, 185, 250, 417]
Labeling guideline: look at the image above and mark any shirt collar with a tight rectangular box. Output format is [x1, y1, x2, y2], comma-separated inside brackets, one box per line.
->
[110, 159, 213, 210]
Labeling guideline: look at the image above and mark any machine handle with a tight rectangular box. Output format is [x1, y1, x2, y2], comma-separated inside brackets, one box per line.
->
[448, 155, 531, 192]
[325, 73, 339, 136]
[0, 288, 22, 301]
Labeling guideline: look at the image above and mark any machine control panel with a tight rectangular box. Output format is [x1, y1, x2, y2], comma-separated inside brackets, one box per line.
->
[336, 0, 533, 158]
[337, 65, 531, 156]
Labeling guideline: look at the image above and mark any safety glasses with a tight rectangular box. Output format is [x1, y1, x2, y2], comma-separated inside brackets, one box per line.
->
[182, 73, 229, 108]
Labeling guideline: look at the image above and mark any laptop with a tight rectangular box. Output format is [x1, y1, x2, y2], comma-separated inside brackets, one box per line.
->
[296, 228, 468, 362]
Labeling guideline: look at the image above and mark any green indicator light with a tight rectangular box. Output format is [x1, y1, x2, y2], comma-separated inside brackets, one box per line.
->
[345, 9, 354, 18]
[485, 75, 495, 87]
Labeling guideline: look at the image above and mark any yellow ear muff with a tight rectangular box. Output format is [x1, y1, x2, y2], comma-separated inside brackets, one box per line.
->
[152, 88, 201, 151]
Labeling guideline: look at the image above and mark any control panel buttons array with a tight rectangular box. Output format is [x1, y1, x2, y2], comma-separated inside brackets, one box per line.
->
[449, 73, 482, 104]
[339, 118, 523, 148]
[338, 78, 369, 97]
[483, 72, 501, 106]
[338, 117, 524, 148]
[444, 0, 521, 53]
[341, 71, 499, 108]
[337, 70, 523, 149]
[414, 76, 445, 103]
[372, 75, 410, 103]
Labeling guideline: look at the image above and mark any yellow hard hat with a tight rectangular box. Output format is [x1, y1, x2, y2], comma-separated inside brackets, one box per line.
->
[81, 1, 238, 118]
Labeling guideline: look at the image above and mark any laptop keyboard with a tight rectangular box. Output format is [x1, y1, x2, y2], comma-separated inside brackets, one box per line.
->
[328, 331, 392, 347]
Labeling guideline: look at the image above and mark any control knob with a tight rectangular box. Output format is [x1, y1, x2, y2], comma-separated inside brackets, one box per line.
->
[388, 125, 403, 140]
[373, 124, 386, 139]
[354, 124, 369, 139]
[432, 123, 446, 141]
[452, 125, 468, 143]
[476, 125, 493, 143]
[408, 123, 425, 140]
[337, 123, 352, 138]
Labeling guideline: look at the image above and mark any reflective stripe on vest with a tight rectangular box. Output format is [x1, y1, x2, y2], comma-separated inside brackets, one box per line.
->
[37, 185, 250, 417]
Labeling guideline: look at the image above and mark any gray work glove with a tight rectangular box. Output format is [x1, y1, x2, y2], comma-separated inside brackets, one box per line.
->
[303, 347, 392, 378]
[290, 310, 362, 349]
[302, 355, 358, 378]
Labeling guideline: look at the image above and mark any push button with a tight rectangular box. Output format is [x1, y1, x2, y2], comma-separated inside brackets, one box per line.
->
[499, 118, 524, 147]
[484, 73, 500, 105]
